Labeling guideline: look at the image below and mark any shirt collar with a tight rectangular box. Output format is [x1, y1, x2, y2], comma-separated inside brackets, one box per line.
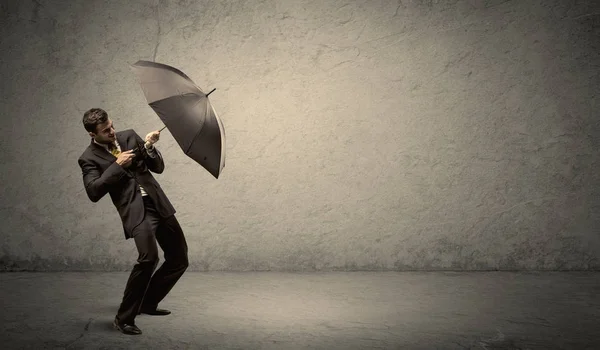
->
[93, 137, 118, 150]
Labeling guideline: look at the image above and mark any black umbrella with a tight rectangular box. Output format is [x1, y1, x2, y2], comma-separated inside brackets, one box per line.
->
[130, 60, 226, 179]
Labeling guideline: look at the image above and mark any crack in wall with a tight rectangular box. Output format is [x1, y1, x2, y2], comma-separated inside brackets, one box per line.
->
[152, 0, 162, 62]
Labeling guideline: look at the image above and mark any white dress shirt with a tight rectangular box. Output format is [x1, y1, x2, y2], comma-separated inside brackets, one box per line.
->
[94, 138, 157, 197]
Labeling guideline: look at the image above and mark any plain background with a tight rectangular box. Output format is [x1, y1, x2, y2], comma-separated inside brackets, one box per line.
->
[0, 0, 598, 272]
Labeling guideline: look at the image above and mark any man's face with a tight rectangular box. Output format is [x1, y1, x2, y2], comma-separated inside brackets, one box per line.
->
[89, 118, 116, 144]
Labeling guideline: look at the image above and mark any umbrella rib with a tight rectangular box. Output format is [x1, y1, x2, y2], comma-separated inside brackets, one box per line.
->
[173, 92, 203, 155]
[185, 127, 204, 155]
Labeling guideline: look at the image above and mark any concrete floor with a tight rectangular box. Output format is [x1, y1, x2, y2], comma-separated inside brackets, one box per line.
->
[1, 272, 599, 349]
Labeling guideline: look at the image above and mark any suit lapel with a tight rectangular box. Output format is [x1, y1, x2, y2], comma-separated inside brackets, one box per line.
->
[116, 131, 129, 152]
[90, 138, 114, 162]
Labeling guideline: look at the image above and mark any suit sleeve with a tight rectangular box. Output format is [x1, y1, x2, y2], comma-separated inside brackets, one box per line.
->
[135, 131, 165, 174]
[78, 158, 129, 202]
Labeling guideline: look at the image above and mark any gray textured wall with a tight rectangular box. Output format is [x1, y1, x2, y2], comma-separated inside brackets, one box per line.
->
[1, 0, 598, 271]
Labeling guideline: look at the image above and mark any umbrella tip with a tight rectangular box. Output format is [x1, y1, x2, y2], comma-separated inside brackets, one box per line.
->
[206, 88, 216, 97]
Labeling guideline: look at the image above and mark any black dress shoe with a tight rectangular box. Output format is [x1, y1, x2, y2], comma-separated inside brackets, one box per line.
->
[113, 318, 142, 335]
[138, 308, 171, 316]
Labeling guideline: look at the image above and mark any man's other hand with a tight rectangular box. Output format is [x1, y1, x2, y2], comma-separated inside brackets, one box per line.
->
[116, 150, 136, 168]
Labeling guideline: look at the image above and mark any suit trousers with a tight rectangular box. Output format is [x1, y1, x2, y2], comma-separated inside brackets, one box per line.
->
[116, 195, 189, 324]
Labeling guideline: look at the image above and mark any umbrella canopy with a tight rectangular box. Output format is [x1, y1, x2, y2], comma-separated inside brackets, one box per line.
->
[130, 60, 225, 179]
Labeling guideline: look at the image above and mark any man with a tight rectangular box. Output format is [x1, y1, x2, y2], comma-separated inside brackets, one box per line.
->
[78, 108, 188, 335]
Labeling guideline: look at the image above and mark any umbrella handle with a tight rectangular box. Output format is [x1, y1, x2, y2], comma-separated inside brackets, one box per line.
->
[147, 126, 167, 146]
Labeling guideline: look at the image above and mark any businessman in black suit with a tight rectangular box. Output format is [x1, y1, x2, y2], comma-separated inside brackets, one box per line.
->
[78, 108, 188, 335]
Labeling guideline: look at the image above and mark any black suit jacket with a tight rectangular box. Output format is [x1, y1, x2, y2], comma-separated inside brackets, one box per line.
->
[78, 129, 176, 239]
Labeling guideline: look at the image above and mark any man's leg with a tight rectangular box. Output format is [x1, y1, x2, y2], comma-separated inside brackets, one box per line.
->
[115, 199, 161, 326]
[139, 213, 189, 312]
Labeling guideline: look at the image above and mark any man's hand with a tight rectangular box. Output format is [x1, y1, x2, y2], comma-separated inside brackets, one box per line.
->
[145, 130, 160, 146]
[115, 150, 136, 168]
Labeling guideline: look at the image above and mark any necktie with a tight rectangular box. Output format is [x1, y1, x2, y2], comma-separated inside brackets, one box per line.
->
[108, 142, 121, 157]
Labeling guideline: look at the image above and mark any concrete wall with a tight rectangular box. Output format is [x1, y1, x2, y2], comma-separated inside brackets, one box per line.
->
[1, 0, 598, 271]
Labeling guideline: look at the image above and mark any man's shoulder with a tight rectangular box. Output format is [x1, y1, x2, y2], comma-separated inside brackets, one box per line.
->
[78, 146, 95, 163]
[78, 136, 104, 162]
[119, 128, 139, 139]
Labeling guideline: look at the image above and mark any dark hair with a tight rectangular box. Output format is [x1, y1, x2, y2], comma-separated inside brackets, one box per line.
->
[83, 108, 108, 133]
